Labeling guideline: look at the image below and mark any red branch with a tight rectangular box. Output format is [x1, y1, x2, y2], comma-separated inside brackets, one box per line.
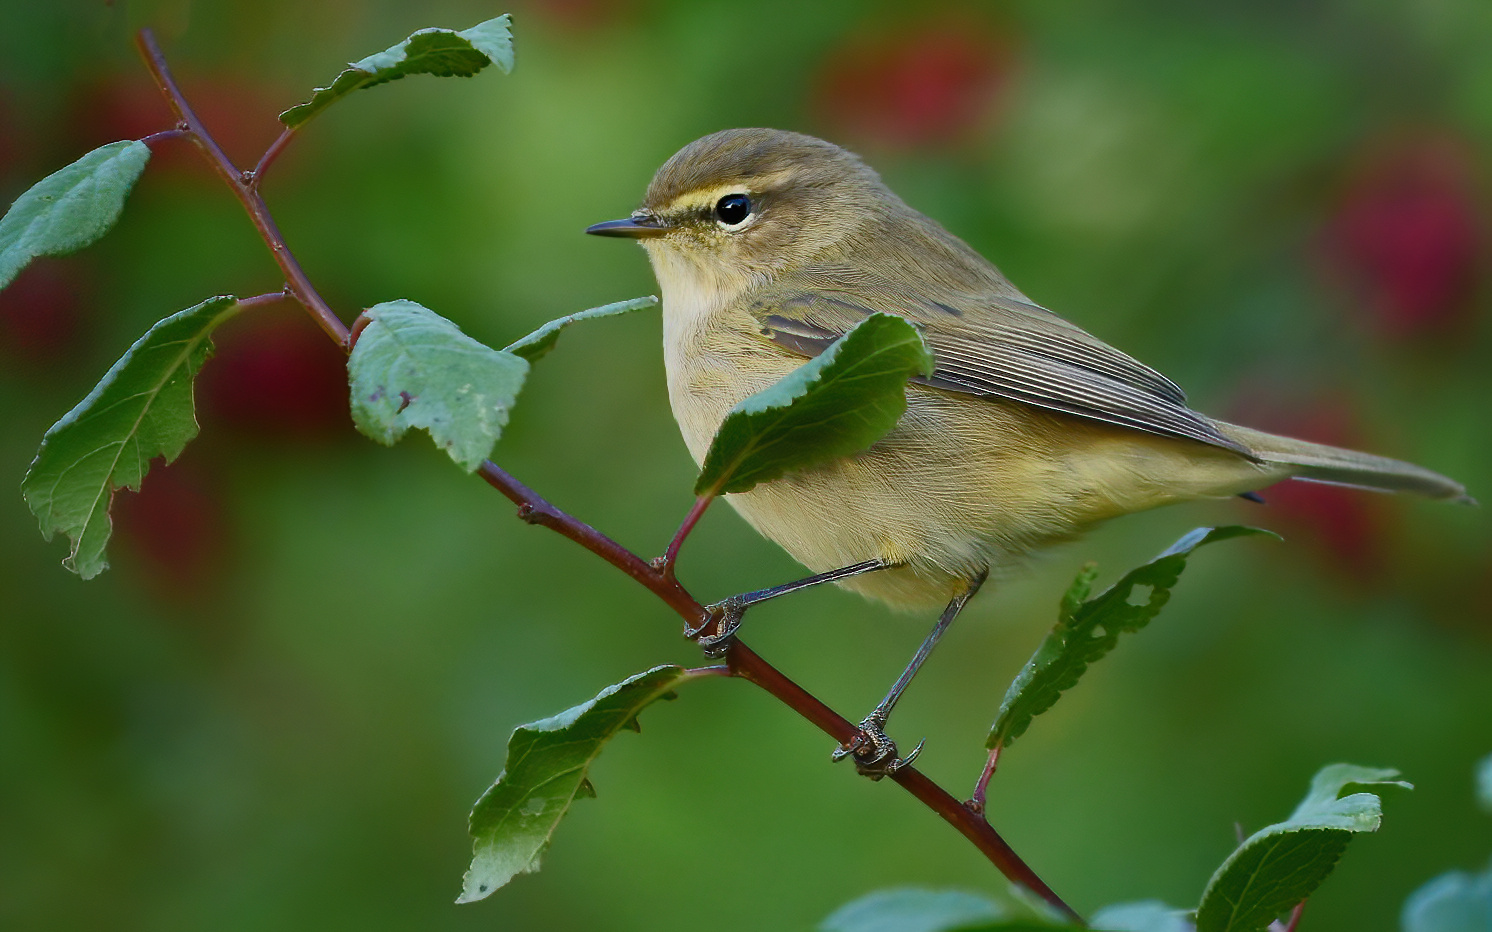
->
[136, 30, 347, 349]
[132, 29, 1082, 926]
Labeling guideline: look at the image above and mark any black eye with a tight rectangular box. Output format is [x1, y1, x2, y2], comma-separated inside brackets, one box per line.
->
[714, 193, 752, 227]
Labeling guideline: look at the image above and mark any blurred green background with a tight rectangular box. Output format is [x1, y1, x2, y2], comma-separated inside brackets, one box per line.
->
[2, 1, 1489, 929]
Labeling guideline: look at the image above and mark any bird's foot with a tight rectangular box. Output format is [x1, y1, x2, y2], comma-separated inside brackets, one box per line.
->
[685, 595, 746, 658]
[830, 712, 924, 780]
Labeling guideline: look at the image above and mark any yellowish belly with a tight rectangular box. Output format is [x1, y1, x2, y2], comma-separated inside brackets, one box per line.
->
[665, 324, 1277, 610]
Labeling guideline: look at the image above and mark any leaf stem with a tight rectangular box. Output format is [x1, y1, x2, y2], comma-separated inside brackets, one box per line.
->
[130, 32, 1082, 926]
[1272, 900, 1307, 932]
[248, 127, 297, 189]
[140, 128, 190, 148]
[968, 745, 1002, 815]
[134, 29, 348, 349]
[661, 494, 713, 579]
[684, 664, 733, 678]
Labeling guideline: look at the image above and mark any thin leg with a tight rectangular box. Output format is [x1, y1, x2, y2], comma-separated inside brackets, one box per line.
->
[832, 570, 988, 779]
[687, 559, 890, 656]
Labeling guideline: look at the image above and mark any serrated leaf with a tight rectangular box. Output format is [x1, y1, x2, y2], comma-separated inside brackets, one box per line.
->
[1195, 764, 1412, 932]
[348, 299, 528, 472]
[1402, 865, 1492, 932]
[695, 312, 933, 496]
[21, 295, 241, 578]
[459, 665, 698, 903]
[502, 295, 658, 362]
[1088, 901, 1194, 932]
[0, 139, 150, 291]
[987, 526, 1275, 751]
[280, 15, 514, 127]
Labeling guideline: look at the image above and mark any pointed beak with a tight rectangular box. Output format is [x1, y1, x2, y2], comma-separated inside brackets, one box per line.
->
[585, 212, 667, 238]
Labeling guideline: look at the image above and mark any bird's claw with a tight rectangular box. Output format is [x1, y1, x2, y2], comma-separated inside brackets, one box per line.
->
[686, 596, 745, 658]
[830, 714, 923, 780]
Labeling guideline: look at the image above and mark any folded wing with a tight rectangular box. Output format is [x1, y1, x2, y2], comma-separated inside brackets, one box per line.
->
[745, 273, 1249, 456]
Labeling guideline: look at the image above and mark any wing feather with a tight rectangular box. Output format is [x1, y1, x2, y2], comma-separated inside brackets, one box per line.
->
[747, 280, 1248, 456]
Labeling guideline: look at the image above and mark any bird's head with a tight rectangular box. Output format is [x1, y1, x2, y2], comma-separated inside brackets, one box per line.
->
[587, 128, 891, 290]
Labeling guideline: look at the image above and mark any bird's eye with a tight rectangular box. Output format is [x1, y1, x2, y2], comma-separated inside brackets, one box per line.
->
[714, 193, 752, 227]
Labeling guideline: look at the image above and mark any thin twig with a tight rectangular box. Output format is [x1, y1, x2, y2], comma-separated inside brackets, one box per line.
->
[134, 29, 1083, 927]
[134, 30, 348, 348]
[249, 126, 297, 189]
[475, 460, 1083, 925]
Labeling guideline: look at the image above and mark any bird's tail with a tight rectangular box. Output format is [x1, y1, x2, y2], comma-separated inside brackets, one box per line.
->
[1216, 421, 1472, 503]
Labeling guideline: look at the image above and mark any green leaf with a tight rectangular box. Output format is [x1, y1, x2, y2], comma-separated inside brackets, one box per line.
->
[348, 299, 529, 472]
[987, 526, 1275, 751]
[21, 295, 241, 579]
[1402, 865, 1492, 932]
[279, 15, 514, 127]
[1089, 901, 1194, 932]
[459, 665, 697, 903]
[822, 890, 1004, 932]
[695, 312, 933, 496]
[821, 888, 1078, 932]
[502, 295, 658, 362]
[1477, 752, 1492, 814]
[1195, 764, 1413, 932]
[0, 140, 150, 291]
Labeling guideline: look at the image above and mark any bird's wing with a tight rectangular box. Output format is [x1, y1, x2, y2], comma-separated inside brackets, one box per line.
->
[745, 279, 1250, 456]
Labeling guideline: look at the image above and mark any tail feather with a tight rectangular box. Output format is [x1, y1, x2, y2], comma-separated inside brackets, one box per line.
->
[1216, 421, 1473, 503]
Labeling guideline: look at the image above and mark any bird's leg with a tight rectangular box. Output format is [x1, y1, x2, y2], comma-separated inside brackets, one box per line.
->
[687, 559, 890, 657]
[832, 571, 988, 779]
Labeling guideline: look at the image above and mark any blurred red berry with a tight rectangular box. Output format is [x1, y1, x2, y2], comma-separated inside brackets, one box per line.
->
[0, 86, 21, 183]
[812, 12, 1014, 149]
[113, 454, 230, 599]
[1317, 135, 1483, 340]
[1231, 393, 1391, 581]
[0, 259, 87, 368]
[199, 309, 352, 441]
[524, 0, 636, 30]
[67, 72, 286, 176]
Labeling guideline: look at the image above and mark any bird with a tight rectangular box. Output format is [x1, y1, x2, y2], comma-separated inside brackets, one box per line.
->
[586, 128, 1469, 775]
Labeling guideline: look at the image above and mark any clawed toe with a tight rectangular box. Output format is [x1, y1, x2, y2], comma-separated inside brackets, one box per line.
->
[830, 714, 923, 780]
[686, 596, 745, 658]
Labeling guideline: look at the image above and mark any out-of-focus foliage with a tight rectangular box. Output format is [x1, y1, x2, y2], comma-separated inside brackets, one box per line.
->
[1401, 756, 1492, 932]
[1, 2, 1487, 931]
[1403, 866, 1492, 932]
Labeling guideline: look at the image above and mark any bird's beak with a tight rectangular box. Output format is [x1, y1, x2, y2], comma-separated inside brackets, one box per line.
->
[585, 212, 668, 238]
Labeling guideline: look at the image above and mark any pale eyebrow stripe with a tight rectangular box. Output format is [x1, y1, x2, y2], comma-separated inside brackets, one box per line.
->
[659, 168, 795, 214]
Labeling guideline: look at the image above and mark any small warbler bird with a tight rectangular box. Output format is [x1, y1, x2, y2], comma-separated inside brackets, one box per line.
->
[588, 128, 1469, 774]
